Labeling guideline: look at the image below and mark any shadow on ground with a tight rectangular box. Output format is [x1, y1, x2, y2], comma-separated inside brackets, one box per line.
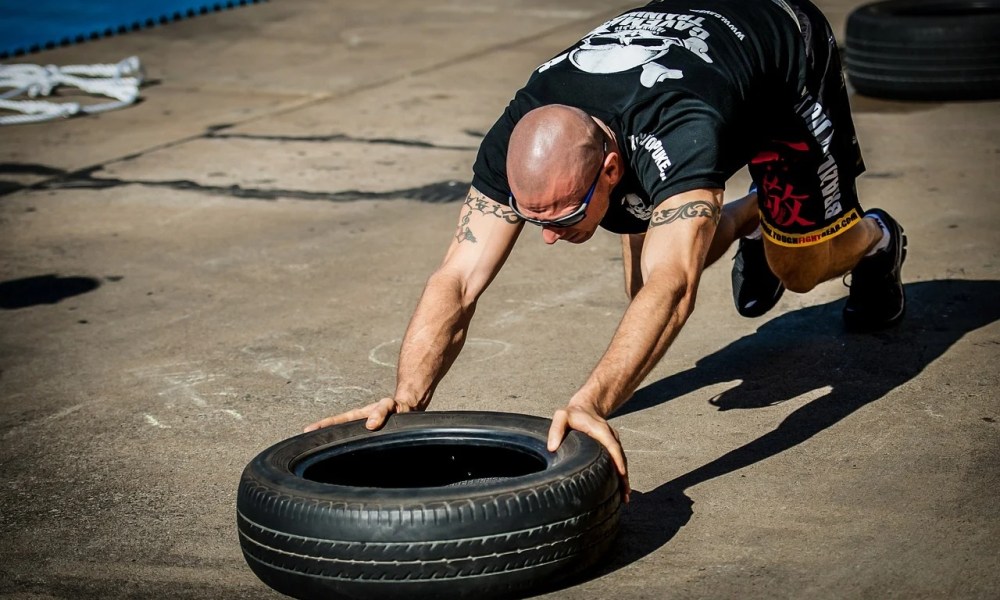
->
[585, 278, 1000, 580]
[0, 274, 102, 309]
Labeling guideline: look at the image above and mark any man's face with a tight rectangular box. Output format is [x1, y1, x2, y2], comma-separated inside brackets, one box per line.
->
[538, 187, 608, 245]
[509, 151, 612, 245]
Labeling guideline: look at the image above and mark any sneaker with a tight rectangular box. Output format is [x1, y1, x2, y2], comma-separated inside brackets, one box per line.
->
[843, 209, 907, 331]
[732, 236, 785, 317]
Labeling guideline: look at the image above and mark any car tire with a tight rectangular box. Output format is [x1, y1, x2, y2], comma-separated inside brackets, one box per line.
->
[844, 0, 1000, 100]
[237, 411, 622, 600]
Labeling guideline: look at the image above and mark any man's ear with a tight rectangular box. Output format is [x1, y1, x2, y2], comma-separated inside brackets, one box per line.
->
[607, 150, 625, 186]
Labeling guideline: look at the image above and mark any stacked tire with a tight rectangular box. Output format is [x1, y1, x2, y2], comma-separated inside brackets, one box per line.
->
[844, 0, 1000, 100]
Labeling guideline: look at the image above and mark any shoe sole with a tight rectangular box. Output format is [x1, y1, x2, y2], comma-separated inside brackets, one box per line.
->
[736, 283, 785, 318]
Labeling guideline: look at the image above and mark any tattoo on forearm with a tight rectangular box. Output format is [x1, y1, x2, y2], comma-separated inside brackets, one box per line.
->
[454, 191, 520, 244]
[456, 210, 478, 243]
[649, 200, 721, 228]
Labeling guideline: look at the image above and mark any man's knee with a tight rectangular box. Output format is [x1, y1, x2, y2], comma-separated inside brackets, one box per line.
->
[773, 268, 823, 294]
[764, 242, 830, 293]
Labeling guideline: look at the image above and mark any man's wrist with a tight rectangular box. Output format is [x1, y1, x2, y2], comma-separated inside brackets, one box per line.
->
[567, 389, 614, 418]
[390, 386, 428, 411]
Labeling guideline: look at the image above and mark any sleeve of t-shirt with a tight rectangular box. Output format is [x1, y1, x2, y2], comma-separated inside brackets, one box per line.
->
[471, 105, 518, 204]
[630, 98, 727, 206]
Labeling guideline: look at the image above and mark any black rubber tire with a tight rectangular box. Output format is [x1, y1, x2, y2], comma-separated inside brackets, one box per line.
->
[844, 0, 1000, 100]
[236, 411, 622, 600]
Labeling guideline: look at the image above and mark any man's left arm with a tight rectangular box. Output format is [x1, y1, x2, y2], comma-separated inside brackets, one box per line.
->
[547, 187, 723, 501]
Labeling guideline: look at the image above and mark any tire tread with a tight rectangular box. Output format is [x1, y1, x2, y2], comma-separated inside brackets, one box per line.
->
[844, 0, 1000, 99]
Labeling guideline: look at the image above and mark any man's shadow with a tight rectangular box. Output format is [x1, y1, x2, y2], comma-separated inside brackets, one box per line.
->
[598, 278, 1000, 573]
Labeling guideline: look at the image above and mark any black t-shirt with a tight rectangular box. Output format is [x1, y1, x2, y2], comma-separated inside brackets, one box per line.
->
[472, 0, 805, 234]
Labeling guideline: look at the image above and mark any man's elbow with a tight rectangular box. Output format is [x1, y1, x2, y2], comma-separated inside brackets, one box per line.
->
[672, 278, 699, 319]
[629, 271, 698, 312]
[426, 267, 478, 311]
[649, 270, 699, 321]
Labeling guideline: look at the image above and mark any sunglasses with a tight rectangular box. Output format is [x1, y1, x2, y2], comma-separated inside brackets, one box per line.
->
[508, 142, 606, 228]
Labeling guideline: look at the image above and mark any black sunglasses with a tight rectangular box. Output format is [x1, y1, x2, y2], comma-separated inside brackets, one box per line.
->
[508, 143, 606, 228]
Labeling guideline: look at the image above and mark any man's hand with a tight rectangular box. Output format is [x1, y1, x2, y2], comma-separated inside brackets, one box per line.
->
[303, 397, 420, 433]
[547, 403, 630, 503]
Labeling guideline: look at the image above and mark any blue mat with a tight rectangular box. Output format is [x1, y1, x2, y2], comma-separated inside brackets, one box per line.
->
[1, 1, 266, 59]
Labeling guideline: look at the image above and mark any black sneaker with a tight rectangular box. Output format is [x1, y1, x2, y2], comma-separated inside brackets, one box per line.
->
[732, 236, 785, 317]
[843, 209, 907, 331]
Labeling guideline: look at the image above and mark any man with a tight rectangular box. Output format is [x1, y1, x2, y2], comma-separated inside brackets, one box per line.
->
[305, 0, 906, 500]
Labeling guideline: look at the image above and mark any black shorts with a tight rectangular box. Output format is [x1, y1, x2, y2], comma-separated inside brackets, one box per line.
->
[748, 0, 866, 247]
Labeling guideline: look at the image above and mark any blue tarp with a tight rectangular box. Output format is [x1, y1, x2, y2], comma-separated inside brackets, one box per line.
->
[0, 1, 264, 59]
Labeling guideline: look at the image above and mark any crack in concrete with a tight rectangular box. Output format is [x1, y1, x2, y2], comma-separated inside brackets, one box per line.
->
[0, 163, 67, 176]
[1, 125, 475, 201]
[205, 131, 478, 151]
[27, 167, 468, 203]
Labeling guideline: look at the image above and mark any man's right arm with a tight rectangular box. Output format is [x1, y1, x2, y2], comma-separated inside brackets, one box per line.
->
[305, 186, 523, 432]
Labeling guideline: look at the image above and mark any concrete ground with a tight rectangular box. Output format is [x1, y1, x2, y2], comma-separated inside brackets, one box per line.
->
[1, 0, 997, 598]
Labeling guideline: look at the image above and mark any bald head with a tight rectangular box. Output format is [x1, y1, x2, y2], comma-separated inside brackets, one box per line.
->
[507, 105, 605, 211]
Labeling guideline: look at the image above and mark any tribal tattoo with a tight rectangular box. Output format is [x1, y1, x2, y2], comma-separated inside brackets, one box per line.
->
[454, 191, 520, 244]
[649, 200, 721, 229]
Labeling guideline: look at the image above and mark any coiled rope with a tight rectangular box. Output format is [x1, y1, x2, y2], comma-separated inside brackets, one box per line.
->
[0, 56, 144, 125]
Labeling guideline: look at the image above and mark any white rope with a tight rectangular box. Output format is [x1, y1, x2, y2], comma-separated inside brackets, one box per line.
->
[0, 56, 144, 125]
